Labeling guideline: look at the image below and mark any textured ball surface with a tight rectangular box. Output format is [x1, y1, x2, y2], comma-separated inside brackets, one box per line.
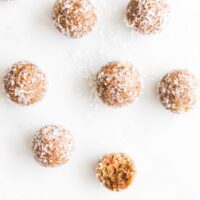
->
[52, 0, 97, 38]
[4, 61, 47, 105]
[32, 125, 74, 167]
[158, 70, 200, 113]
[96, 153, 136, 192]
[126, 0, 170, 34]
[96, 61, 142, 107]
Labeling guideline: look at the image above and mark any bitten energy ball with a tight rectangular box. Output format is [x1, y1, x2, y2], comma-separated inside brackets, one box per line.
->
[4, 61, 47, 105]
[32, 125, 74, 167]
[96, 61, 142, 107]
[96, 153, 136, 192]
[158, 70, 200, 113]
[52, 0, 97, 38]
[126, 0, 170, 34]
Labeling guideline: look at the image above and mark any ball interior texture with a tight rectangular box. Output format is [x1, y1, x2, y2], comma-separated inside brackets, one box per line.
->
[96, 153, 136, 192]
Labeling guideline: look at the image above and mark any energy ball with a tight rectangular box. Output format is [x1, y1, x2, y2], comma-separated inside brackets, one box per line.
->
[4, 61, 47, 105]
[96, 153, 136, 192]
[126, 0, 170, 34]
[96, 61, 142, 107]
[158, 70, 200, 113]
[32, 125, 74, 167]
[52, 0, 97, 38]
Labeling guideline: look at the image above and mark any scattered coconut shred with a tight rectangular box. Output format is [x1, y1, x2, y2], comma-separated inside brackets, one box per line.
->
[75, 59, 143, 109]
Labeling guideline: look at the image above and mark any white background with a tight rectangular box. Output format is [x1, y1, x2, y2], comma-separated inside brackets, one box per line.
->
[0, 0, 200, 199]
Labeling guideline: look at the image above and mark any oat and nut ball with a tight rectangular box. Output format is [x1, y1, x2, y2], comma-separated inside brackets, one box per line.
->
[52, 0, 97, 38]
[158, 70, 200, 113]
[96, 153, 136, 192]
[126, 0, 170, 34]
[96, 61, 142, 107]
[4, 61, 47, 105]
[32, 125, 74, 167]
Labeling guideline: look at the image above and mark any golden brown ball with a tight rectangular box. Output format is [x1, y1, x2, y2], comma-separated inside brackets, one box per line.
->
[4, 61, 47, 105]
[158, 70, 200, 113]
[32, 125, 75, 167]
[126, 0, 170, 34]
[52, 0, 97, 38]
[96, 153, 136, 192]
[96, 61, 142, 107]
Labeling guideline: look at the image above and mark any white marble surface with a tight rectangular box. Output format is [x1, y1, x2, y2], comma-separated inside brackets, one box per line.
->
[0, 0, 200, 199]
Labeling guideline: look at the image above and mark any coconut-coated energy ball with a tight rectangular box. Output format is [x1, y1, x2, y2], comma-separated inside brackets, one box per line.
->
[4, 61, 47, 105]
[32, 125, 74, 167]
[126, 0, 170, 34]
[96, 153, 136, 192]
[52, 0, 97, 38]
[96, 61, 142, 107]
[158, 70, 200, 113]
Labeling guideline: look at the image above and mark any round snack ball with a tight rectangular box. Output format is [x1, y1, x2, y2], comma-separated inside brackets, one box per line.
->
[96, 153, 136, 192]
[158, 70, 200, 113]
[32, 125, 74, 167]
[4, 61, 47, 105]
[52, 0, 97, 38]
[96, 61, 142, 107]
[126, 0, 170, 34]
